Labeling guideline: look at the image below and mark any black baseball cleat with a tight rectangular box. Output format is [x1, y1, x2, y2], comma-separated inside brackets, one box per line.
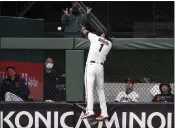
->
[81, 112, 94, 119]
[96, 115, 108, 121]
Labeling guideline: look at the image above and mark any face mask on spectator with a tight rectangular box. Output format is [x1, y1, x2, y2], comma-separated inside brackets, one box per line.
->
[7, 71, 15, 77]
[46, 63, 53, 69]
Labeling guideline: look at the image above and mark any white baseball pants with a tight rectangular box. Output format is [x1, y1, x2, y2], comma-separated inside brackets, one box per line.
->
[84, 62, 108, 117]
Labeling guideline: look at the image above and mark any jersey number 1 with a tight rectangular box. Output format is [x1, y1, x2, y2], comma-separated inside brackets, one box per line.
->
[99, 44, 104, 52]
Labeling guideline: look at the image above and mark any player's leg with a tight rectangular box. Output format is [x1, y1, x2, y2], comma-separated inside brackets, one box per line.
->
[81, 64, 95, 118]
[95, 66, 108, 120]
[84, 66, 88, 106]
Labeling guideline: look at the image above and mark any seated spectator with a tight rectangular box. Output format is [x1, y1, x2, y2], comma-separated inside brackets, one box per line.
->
[0, 66, 30, 101]
[152, 83, 174, 102]
[115, 78, 139, 102]
[44, 57, 66, 101]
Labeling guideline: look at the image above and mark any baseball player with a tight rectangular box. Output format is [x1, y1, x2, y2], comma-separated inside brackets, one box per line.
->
[80, 27, 112, 121]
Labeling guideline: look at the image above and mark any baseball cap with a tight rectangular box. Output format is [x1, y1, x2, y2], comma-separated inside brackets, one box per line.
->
[105, 32, 112, 40]
[6, 66, 15, 72]
[125, 77, 134, 84]
[102, 30, 112, 41]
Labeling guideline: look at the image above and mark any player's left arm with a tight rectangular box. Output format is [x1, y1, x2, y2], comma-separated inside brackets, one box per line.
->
[81, 27, 89, 37]
[81, 27, 98, 41]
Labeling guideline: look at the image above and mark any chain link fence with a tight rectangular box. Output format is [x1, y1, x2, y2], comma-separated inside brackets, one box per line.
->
[0, 49, 174, 102]
[93, 83, 174, 102]
[43, 50, 66, 102]
[85, 49, 174, 102]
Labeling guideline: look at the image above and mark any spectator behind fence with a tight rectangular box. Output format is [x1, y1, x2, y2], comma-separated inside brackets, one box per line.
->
[44, 57, 66, 102]
[0, 66, 30, 101]
[61, 2, 92, 37]
[115, 78, 139, 102]
[152, 83, 174, 102]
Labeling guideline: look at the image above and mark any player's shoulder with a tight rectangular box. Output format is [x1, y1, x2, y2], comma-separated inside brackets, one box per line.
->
[105, 39, 112, 48]
[88, 32, 98, 38]
[108, 40, 112, 46]
[88, 32, 95, 35]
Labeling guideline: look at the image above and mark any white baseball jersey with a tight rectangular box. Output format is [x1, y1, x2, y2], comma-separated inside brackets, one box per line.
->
[84, 32, 112, 117]
[86, 32, 112, 63]
[115, 91, 139, 102]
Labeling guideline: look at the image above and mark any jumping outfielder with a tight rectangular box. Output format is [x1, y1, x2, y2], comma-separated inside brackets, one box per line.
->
[81, 27, 112, 121]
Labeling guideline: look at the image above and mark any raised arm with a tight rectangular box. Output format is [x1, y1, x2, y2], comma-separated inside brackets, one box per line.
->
[81, 26, 89, 37]
[81, 6, 92, 26]
[81, 26, 98, 42]
[61, 8, 69, 25]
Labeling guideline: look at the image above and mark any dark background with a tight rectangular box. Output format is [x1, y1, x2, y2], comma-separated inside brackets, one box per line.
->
[84, 50, 174, 83]
[0, 1, 173, 37]
[0, 2, 173, 22]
